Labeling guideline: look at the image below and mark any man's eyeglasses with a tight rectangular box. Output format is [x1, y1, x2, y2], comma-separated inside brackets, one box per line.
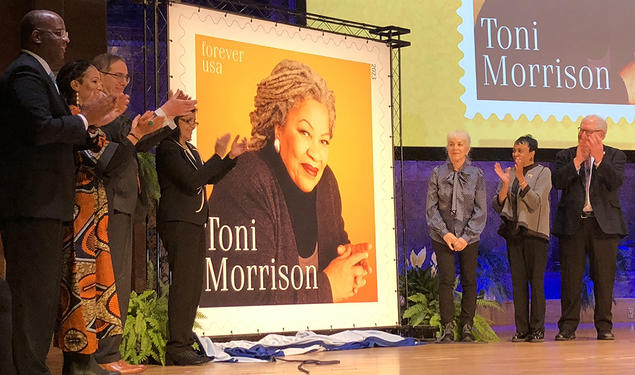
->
[577, 127, 604, 135]
[180, 118, 199, 125]
[100, 71, 131, 84]
[37, 29, 69, 39]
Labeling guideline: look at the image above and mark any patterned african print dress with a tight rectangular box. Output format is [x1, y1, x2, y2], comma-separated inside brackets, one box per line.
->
[56, 127, 123, 354]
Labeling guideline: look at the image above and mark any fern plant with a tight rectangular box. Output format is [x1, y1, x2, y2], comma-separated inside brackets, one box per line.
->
[455, 288, 502, 342]
[120, 288, 169, 365]
[137, 152, 161, 209]
[403, 292, 441, 330]
[401, 266, 441, 332]
[120, 263, 210, 364]
[402, 275, 502, 342]
[401, 248, 501, 342]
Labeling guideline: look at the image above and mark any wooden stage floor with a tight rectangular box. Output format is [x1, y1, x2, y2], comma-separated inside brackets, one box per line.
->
[46, 323, 635, 375]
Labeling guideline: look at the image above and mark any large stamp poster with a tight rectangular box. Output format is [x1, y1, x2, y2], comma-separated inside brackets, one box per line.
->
[168, 3, 396, 336]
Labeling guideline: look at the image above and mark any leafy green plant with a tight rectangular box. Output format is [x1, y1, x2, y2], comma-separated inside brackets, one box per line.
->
[192, 309, 208, 352]
[120, 288, 169, 365]
[121, 261, 169, 365]
[456, 288, 502, 342]
[401, 248, 501, 342]
[137, 152, 161, 209]
[403, 268, 440, 325]
[121, 263, 209, 364]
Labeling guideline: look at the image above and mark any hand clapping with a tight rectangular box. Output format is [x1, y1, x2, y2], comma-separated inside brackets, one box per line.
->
[214, 133, 231, 157]
[587, 132, 604, 164]
[160, 89, 197, 117]
[215, 133, 248, 159]
[81, 90, 125, 127]
[494, 162, 511, 185]
[130, 111, 165, 139]
[229, 135, 248, 159]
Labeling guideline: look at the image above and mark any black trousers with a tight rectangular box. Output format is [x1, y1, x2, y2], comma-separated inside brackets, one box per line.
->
[159, 221, 206, 354]
[506, 235, 548, 334]
[95, 210, 133, 363]
[432, 240, 478, 327]
[558, 217, 619, 333]
[0, 277, 16, 375]
[3, 218, 64, 375]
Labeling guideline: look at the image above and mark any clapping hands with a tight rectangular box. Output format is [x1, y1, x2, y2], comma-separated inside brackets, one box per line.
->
[229, 135, 247, 159]
[99, 93, 130, 126]
[160, 89, 197, 117]
[130, 111, 166, 139]
[587, 132, 604, 163]
[215, 133, 247, 159]
[494, 162, 511, 185]
[215, 133, 231, 157]
[575, 131, 604, 167]
[81, 91, 130, 127]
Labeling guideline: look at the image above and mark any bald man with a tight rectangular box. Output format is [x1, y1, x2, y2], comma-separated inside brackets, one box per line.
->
[0, 10, 114, 375]
[552, 115, 627, 341]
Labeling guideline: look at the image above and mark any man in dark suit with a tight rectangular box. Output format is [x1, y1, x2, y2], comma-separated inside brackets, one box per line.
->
[0, 10, 115, 375]
[91, 54, 196, 373]
[552, 114, 627, 341]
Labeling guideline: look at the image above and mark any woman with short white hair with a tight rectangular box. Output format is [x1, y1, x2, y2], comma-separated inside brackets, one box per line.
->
[426, 130, 487, 342]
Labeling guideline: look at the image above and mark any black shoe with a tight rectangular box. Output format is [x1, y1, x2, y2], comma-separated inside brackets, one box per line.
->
[597, 331, 615, 340]
[511, 332, 529, 342]
[555, 330, 576, 341]
[62, 353, 119, 375]
[437, 322, 455, 343]
[528, 331, 544, 343]
[461, 324, 475, 342]
[165, 349, 211, 366]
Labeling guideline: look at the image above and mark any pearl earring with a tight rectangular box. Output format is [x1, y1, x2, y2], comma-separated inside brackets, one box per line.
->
[274, 138, 280, 153]
[75, 91, 81, 108]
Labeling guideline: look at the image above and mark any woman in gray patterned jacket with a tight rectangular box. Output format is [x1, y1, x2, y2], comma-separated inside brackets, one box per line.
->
[493, 135, 552, 343]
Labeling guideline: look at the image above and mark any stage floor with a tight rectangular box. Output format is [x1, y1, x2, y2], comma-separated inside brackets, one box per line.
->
[46, 323, 635, 374]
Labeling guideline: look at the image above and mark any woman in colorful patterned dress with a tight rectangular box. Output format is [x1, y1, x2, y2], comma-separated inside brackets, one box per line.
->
[55, 60, 163, 375]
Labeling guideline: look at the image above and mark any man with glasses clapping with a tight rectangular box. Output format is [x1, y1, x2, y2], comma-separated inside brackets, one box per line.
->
[552, 115, 627, 342]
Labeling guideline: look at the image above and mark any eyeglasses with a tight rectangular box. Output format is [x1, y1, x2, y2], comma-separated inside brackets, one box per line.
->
[37, 28, 69, 39]
[577, 126, 604, 135]
[100, 71, 131, 84]
[180, 118, 198, 125]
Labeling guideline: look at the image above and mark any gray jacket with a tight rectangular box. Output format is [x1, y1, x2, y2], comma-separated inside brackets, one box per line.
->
[493, 163, 551, 240]
[426, 160, 487, 245]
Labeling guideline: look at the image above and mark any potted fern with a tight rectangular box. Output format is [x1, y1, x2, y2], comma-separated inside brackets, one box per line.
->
[120, 287, 169, 365]
[120, 261, 169, 365]
[401, 247, 502, 342]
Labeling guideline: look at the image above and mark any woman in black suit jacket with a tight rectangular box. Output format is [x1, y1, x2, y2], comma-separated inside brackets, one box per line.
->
[156, 111, 246, 365]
